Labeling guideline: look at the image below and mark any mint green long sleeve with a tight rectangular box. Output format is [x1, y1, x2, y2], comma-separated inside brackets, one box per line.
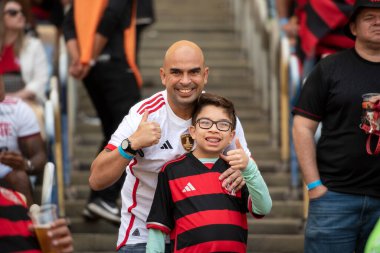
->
[242, 159, 272, 215]
[146, 228, 166, 253]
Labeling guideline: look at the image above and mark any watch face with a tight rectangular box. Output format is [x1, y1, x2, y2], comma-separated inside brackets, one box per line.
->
[121, 139, 129, 150]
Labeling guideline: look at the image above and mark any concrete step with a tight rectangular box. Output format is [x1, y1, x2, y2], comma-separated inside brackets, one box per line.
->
[139, 48, 248, 66]
[247, 234, 304, 253]
[139, 47, 246, 61]
[248, 218, 303, 235]
[148, 21, 234, 32]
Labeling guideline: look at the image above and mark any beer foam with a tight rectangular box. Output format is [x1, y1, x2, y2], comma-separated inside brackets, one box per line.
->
[34, 224, 51, 229]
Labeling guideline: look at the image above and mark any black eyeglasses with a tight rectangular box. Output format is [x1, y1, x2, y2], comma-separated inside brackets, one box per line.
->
[4, 9, 23, 17]
[195, 118, 232, 132]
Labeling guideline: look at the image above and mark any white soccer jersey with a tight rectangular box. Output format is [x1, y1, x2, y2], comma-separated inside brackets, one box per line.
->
[106, 91, 251, 248]
[0, 96, 40, 177]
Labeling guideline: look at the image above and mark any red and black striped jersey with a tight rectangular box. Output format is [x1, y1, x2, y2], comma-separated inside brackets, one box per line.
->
[147, 153, 255, 253]
[0, 187, 42, 253]
[298, 0, 355, 59]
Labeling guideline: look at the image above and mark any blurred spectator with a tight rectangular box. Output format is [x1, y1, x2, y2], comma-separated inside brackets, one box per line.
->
[0, 182, 73, 252]
[0, 0, 49, 104]
[292, 1, 380, 252]
[0, 0, 50, 140]
[63, 0, 141, 224]
[0, 75, 47, 206]
[276, 0, 355, 71]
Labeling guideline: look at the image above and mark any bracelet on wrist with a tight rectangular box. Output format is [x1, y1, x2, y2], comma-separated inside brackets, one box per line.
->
[307, 179, 322, 191]
[118, 145, 134, 160]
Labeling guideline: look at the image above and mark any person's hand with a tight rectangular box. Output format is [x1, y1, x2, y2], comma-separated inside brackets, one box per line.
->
[308, 184, 328, 200]
[69, 60, 91, 80]
[281, 16, 299, 47]
[78, 64, 91, 80]
[219, 139, 249, 192]
[69, 59, 84, 79]
[128, 110, 161, 150]
[220, 139, 249, 171]
[0, 151, 26, 170]
[48, 218, 73, 253]
[29, 218, 74, 253]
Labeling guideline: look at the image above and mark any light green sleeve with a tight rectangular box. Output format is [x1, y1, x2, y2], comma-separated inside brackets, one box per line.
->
[146, 229, 166, 253]
[242, 159, 272, 215]
[364, 218, 380, 253]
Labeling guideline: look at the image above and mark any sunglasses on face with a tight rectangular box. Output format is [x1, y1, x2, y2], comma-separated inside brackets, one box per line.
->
[4, 9, 23, 17]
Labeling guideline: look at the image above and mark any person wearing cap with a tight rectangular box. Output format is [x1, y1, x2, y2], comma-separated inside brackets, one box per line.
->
[292, 0, 380, 252]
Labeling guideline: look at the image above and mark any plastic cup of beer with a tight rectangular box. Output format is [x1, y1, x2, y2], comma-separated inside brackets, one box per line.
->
[29, 204, 59, 253]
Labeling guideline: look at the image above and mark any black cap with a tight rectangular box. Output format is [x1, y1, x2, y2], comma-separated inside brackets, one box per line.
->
[345, 0, 380, 39]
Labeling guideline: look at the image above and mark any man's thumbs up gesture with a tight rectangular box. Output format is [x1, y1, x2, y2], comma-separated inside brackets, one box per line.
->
[129, 110, 162, 150]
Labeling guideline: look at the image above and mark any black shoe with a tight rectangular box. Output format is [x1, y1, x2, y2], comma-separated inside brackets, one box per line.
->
[86, 198, 121, 224]
[82, 206, 98, 221]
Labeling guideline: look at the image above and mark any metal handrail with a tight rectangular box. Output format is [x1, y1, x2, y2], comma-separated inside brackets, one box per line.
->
[49, 77, 66, 217]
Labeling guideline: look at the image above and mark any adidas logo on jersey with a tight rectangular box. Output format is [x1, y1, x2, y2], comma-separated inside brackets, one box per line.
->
[160, 140, 173, 149]
[132, 228, 140, 236]
[182, 182, 196, 192]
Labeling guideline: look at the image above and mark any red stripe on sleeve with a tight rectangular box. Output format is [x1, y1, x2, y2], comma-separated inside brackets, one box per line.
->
[146, 223, 171, 234]
[293, 107, 322, 120]
[105, 144, 116, 150]
[175, 210, 248, 235]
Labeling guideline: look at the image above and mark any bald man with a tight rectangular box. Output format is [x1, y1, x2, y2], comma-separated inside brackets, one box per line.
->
[89, 40, 252, 252]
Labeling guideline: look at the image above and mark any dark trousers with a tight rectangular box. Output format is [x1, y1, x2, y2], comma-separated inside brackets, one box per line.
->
[83, 60, 141, 203]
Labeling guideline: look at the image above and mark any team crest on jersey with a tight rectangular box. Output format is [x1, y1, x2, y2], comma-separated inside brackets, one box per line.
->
[180, 134, 194, 152]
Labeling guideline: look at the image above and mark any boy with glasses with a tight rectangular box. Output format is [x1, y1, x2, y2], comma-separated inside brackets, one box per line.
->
[146, 93, 272, 253]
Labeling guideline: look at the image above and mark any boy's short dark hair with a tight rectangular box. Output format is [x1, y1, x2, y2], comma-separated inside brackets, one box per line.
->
[192, 92, 236, 130]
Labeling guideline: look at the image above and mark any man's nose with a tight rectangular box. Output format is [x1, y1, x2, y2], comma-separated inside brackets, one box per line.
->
[180, 73, 191, 84]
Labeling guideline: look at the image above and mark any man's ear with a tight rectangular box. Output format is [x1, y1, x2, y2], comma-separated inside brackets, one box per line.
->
[203, 67, 209, 85]
[350, 22, 357, 37]
[160, 67, 166, 87]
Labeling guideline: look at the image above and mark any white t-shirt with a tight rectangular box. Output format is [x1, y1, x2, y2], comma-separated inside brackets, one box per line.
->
[0, 96, 40, 178]
[106, 91, 250, 248]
